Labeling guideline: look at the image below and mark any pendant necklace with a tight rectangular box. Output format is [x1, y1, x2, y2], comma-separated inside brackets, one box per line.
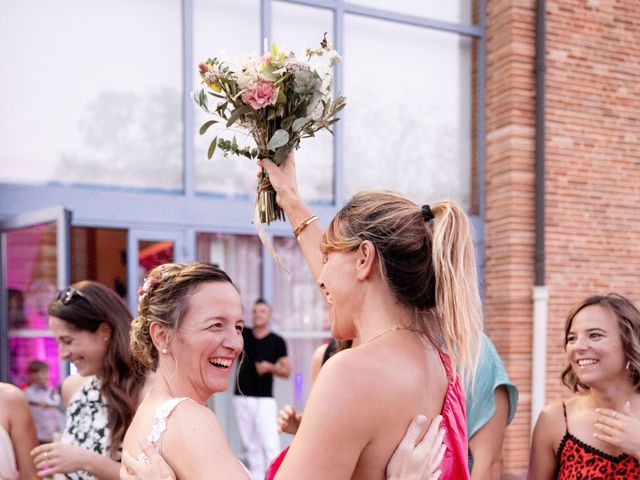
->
[365, 326, 409, 344]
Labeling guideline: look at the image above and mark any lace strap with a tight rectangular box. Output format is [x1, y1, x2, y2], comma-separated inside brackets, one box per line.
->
[146, 397, 190, 447]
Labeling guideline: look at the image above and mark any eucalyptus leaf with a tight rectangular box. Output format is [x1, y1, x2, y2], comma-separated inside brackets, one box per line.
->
[277, 89, 287, 104]
[306, 92, 323, 116]
[199, 120, 218, 135]
[226, 105, 253, 127]
[267, 129, 290, 150]
[207, 136, 218, 159]
[292, 117, 309, 131]
[274, 146, 289, 164]
[281, 116, 295, 130]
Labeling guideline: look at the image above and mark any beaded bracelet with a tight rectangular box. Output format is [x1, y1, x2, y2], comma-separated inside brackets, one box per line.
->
[294, 214, 319, 240]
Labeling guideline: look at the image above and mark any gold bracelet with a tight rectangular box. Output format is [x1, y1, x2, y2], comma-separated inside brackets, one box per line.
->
[294, 214, 318, 240]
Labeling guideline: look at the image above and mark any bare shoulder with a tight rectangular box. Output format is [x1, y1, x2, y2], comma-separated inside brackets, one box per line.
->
[311, 343, 329, 366]
[163, 399, 226, 446]
[536, 399, 565, 429]
[532, 399, 567, 449]
[0, 382, 28, 406]
[61, 374, 92, 406]
[316, 345, 375, 391]
[161, 400, 245, 478]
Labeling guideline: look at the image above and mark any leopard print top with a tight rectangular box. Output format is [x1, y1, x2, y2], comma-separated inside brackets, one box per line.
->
[556, 402, 640, 479]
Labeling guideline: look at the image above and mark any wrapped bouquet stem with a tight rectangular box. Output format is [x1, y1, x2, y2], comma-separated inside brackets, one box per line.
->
[194, 33, 346, 224]
[252, 128, 285, 223]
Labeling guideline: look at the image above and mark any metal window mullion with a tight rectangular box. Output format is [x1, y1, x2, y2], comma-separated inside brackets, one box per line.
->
[333, 1, 345, 207]
[477, 0, 487, 298]
[0, 232, 7, 381]
[342, 3, 481, 36]
[183, 0, 195, 197]
[261, 0, 272, 53]
[274, 0, 481, 37]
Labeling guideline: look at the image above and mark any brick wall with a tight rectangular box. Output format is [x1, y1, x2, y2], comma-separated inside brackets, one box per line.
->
[485, 0, 537, 476]
[484, 0, 640, 477]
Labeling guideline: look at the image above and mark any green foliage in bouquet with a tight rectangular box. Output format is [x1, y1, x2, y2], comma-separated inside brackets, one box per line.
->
[194, 34, 346, 223]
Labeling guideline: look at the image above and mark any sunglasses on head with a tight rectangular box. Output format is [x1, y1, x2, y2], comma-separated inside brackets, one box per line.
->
[55, 287, 86, 305]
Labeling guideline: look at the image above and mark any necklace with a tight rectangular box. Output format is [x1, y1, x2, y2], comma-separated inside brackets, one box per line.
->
[365, 326, 409, 344]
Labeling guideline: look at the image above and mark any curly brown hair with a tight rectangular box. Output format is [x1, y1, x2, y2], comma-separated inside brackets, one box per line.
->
[130, 262, 235, 370]
[561, 293, 640, 392]
[48, 281, 145, 459]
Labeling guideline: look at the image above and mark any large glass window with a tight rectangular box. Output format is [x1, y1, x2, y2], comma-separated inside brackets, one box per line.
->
[193, 0, 261, 198]
[196, 233, 262, 318]
[272, 2, 335, 203]
[343, 15, 473, 208]
[0, 0, 183, 190]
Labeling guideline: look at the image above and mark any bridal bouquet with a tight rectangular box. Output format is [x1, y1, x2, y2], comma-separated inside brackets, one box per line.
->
[194, 34, 346, 224]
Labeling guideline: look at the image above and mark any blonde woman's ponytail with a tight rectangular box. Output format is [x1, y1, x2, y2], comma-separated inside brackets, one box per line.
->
[431, 200, 483, 383]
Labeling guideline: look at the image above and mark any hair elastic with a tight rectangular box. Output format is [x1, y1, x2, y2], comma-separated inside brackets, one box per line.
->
[421, 204, 434, 222]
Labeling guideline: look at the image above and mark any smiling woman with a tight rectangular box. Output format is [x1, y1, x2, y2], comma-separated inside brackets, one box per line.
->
[124, 262, 250, 477]
[528, 294, 640, 480]
[31, 281, 151, 480]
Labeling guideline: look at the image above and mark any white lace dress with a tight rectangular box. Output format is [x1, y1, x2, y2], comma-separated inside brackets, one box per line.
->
[139, 398, 253, 478]
[0, 425, 19, 480]
[138, 397, 190, 464]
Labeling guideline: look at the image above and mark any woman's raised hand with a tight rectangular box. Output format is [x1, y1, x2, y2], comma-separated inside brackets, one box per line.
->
[259, 150, 299, 210]
[594, 402, 640, 460]
[278, 404, 303, 435]
[386, 415, 446, 480]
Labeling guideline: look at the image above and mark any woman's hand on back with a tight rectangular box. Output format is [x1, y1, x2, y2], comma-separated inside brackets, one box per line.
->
[120, 440, 176, 480]
[386, 415, 446, 480]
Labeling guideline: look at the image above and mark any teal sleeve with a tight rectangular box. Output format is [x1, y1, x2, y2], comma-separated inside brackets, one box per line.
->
[466, 334, 519, 439]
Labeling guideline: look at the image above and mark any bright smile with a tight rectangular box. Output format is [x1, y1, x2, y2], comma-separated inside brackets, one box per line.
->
[208, 357, 233, 368]
[576, 359, 599, 367]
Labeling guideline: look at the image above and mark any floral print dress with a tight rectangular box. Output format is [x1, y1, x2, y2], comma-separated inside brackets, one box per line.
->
[60, 376, 117, 480]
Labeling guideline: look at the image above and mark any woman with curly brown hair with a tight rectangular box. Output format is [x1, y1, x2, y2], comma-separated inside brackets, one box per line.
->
[30, 281, 151, 480]
[121, 261, 446, 480]
[121, 147, 481, 479]
[528, 293, 640, 479]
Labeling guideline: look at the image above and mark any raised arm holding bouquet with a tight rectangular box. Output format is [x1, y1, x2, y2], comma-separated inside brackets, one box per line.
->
[194, 34, 345, 224]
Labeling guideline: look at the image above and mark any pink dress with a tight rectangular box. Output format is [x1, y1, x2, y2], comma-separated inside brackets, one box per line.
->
[436, 348, 470, 480]
[265, 349, 469, 480]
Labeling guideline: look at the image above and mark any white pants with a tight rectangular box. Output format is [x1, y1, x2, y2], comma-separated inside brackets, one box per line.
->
[233, 396, 281, 479]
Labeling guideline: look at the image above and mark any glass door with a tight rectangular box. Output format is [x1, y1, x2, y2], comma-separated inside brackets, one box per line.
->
[0, 207, 71, 385]
[126, 229, 188, 315]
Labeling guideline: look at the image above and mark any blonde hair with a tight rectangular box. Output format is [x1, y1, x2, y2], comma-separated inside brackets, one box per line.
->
[321, 191, 482, 381]
[130, 262, 235, 370]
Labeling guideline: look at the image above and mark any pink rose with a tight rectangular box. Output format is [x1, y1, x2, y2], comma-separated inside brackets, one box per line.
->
[241, 80, 277, 110]
[198, 62, 209, 74]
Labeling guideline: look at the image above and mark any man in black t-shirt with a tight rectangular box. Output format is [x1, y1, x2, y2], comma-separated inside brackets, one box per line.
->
[233, 298, 290, 479]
